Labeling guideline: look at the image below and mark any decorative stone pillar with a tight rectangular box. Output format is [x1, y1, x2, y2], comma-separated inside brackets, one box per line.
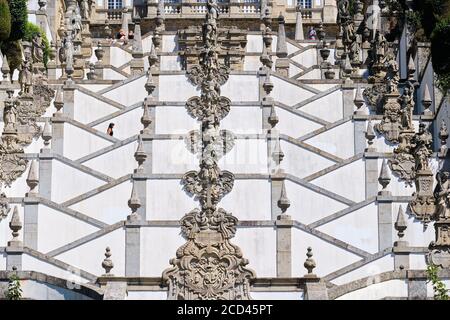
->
[294, 6, 304, 41]
[303, 248, 328, 300]
[63, 79, 75, 118]
[377, 159, 393, 250]
[275, 180, 292, 277]
[275, 14, 289, 77]
[6, 206, 23, 270]
[364, 138, 378, 199]
[94, 44, 105, 80]
[125, 180, 142, 277]
[342, 83, 356, 118]
[130, 18, 144, 76]
[24, 160, 40, 250]
[393, 205, 410, 270]
[47, 41, 57, 80]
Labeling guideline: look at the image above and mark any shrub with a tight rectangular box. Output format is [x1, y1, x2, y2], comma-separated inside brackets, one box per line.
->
[0, 0, 11, 42]
[23, 22, 50, 66]
[0, 40, 22, 77]
[431, 17, 450, 75]
[7, 0, 27, 41]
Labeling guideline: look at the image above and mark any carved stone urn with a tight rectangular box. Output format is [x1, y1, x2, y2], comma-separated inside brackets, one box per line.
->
[94, 44, 104, 62]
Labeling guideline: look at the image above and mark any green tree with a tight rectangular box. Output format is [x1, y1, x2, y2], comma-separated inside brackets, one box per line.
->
[23, 22, 50, 66]
[0, 0, 11, 42]
[7, 0, 27, 41]
[426, 264, 449, 300]
[5, 272, 22, 300]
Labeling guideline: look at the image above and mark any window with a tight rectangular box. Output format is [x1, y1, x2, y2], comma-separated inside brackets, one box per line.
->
[108, 0, 122, 9]
[297, 0, 312, 8]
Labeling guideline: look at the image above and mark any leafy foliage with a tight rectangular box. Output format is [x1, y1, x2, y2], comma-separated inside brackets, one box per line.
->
[431, 17, 450, 75]
[4, 273, 22, 300]
[7, 0, 27, 41]
[23, 22, 50, 66]
[0, 0, 11, 42]
[426, 264, 449, 300]
[0, 40, 22, 77]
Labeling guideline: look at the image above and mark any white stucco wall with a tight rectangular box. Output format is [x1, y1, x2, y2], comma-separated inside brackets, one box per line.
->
[280, 140, 335, 178]
[70, 180, 131, 224]
[37, 204, 99, 253]
[311, 159, 366, 203]
[140, 227, 185, 276]
[331, 255, 395, 286]
[51, 159, 105, 203]
[291, 228, 361, 277]
[63, 122, 112, 160]
[55, 228, 126, 277]
[285, 179, 348, 225]
[336, 279, 408, 300]
[233, 227, 277, 277]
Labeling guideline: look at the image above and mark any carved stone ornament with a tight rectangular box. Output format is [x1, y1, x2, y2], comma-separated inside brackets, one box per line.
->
[375, 92, 402, 143]
[427, 171, 450, 267]
[0, 192, 11, 221]
[0, 73, 54, 188]
[388, 129, 415, 184]
[163, 1, 255, 300]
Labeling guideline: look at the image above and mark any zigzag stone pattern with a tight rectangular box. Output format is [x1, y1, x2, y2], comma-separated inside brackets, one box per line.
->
[0, 0, 449, 300]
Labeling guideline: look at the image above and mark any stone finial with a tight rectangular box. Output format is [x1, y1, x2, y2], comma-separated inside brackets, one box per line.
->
[354, 85, 365, 113]
[95, 43, 105, 63]
[121, 8, 129, 36]
[8, 206, 22, 246]
[272, 137, 285, 166]
[104, 19, 111, 37]
[141, 103, 152, 134]
[277, 180, 290, 213]
[422, 84, 432, 115]
[145, 70, 156, 96]
[134, 136, 147, 173]
[439, 120, 449, 156]
[365, 120, 376, 149]
[54, 87, 64, 114]
[394, 205, 407, 240]
[304, 247, 316, 276]
[343, 54, 353, 78]
[128, 181, 141, 220]
[268, 105, 279, 128]
[263, 73, 274, 96]
[87, 63, 96, 80]
[148, 43, 158, 69]
[102, 247, 114, 276]
[276, 13, 288, 58]
[1, 55, 10, 82]
[407, 55, 415, 80]
[317, 22, 325, 42]
[38, 0, 47, 11]
[26, 160, 39, 196]
[378, 159, 391, 194]
[42, 119, 52, 149]
[294, 8, 304, 41]
[132, 18, 143, 57]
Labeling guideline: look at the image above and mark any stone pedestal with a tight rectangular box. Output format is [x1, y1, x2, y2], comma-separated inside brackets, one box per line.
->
[410, 170, 435, 224]
[275, 58, 289, 78]
[81, 20, 93, 59]
[275, 214, 292, 277]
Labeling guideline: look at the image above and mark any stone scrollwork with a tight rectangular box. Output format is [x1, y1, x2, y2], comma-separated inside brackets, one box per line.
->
[427, 171, 450, 268]
[163, 0, 255, 300]
[0, 191, 10, 221]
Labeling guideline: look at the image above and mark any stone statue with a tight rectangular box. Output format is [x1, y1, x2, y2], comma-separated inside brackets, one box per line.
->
[3, 90, 17, 131]
[435, 171, 450, 220]
[32, 33, 44, 63]
[18, 54, 33, 95]
[72, 4, 82, 40]
[80, 0, 90, 19]
[412, 123, 433, 171]
[399, 83, 414, 130]
[386, 54, 400, 93]
[203, 0, 219, 48]
[308, 26, 317, 40]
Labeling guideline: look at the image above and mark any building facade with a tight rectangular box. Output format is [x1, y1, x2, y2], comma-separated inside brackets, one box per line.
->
[0, 0, 449, 300]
